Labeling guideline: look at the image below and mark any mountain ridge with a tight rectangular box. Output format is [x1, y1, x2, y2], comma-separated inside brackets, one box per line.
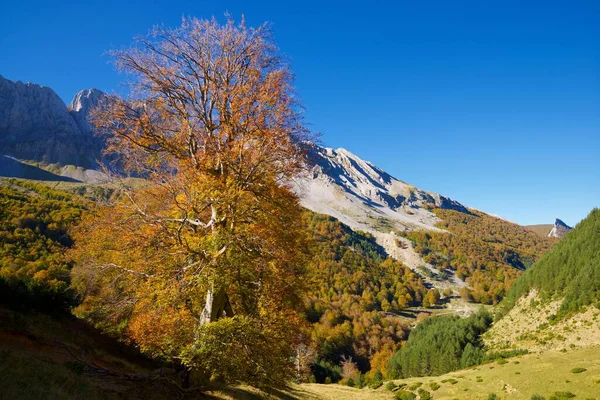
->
[0, 76, 557, 297]
[0, 75, 105, 169]
[548, 218, 572, 238]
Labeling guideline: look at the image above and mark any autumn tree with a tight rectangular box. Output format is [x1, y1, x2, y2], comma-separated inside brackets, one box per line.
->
[69, 16, 312, 387]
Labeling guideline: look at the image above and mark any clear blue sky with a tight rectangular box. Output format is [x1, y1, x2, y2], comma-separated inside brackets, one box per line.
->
[1, 1, 598, 226]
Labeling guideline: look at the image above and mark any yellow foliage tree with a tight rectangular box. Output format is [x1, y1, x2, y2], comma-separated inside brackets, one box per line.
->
[69, 16, 312, 387]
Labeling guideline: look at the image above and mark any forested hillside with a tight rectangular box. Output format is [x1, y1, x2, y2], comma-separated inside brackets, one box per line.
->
[401, 208, 556, 304]
[500, 208, 600, 318]
[303, 213, 436, 382]
[388, 309, 493, 378]
[0, 178, 435, 384]
[0, 179, 85, 310]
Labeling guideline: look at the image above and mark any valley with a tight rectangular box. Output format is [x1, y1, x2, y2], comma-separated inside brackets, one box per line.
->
[0, 8, 598, 399]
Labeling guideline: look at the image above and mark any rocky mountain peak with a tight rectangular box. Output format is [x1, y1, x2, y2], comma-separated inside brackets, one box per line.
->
[68, 88, 105, 113]
[0, 76, 103, 168]
[68, 88, 106, 136]
[301, 144, 468, 219]
[548, 218, 572, 238]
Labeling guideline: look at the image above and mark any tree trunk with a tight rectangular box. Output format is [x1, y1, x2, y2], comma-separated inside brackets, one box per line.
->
[199, 286, 233, 326]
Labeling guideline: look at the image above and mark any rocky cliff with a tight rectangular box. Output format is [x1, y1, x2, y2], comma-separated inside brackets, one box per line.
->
[548, 218, 572, 238]
[296, 144, 468, 233]
[0, 75, 103, 168]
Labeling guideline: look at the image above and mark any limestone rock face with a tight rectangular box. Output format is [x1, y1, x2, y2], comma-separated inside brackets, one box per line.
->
[68, 88, 106, 136]
[296, 144, 469, 234]
[0, 75, 101, 168]
[548, 218, 572, 238]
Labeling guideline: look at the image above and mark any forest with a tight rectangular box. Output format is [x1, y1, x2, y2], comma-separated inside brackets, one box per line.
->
[388, 308, 493, 378]
[303, 212, 438, 383]
[0, 178, 441, 385]
[0, 179, 85, 310]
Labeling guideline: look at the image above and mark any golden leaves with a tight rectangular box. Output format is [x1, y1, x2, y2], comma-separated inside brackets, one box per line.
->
[71, 16, 313, 385]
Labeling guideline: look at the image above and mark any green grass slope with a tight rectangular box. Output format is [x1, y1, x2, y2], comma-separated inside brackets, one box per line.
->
[295, 346, 600, 400]
[500, 208, 600, 318]
[384, 345, 600, 400]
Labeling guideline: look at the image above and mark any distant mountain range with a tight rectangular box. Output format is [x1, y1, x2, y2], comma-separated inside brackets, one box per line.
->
[0, 75, 569, 291]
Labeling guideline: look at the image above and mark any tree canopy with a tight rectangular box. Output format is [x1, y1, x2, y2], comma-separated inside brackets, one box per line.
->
[69, 16, 312, 387]
[401, 208, 556, 304]
[388, 309, 493, 378]
[0, 179, 84, 310]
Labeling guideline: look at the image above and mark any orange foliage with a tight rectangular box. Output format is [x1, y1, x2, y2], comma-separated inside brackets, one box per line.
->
[69, 16, 313, 386]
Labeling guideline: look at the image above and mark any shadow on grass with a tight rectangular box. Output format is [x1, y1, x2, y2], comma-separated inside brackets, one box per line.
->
[204, 385, 313, 400]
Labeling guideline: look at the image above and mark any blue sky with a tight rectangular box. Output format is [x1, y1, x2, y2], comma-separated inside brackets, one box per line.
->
[1, 1, 598, 226]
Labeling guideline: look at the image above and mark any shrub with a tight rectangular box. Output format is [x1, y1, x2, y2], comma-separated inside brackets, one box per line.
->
[394, 391, 416, 400]
[571, 367, 586, 373]
[324, 376, 331, 384]
[308, 375, 316, 383]
[369, 370, 384, 388]
[530, 395, 545, 400]
[549, 392, 576, 400]
[385, 382, 397, 391]
[429, 382, 440, 391]
[354, 373, 366, 388]
[408, 382, 422, 390]
[417, 388, 431, 400]
[441, 378, 458, 384]
[370, 380, 383, 389]
[488, 394, 498, 400]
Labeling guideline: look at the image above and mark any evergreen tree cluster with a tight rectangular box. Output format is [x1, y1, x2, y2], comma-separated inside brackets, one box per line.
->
[388, 309, 493, 378]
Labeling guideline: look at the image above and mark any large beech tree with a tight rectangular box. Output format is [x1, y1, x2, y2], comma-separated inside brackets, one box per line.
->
[70, 16, 311, 386]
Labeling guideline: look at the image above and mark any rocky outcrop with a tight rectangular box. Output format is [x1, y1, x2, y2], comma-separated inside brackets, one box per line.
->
[299, 144, 468, 223]
[68, 88, 106, 136]
[0, 75, 102, 168]
[548, 218, 572, 238]
[294, 144, 470, 291]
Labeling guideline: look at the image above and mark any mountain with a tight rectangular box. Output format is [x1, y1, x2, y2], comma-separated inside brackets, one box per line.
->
[294, 145, 477, 291]
[297, 144, 468, 232]
[525, 219, 572, 239]
[547, 218, 572, 238]
[68, 88, 106, 137]
[0, 77, 558, 298]
[0, 76, 105, 170]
